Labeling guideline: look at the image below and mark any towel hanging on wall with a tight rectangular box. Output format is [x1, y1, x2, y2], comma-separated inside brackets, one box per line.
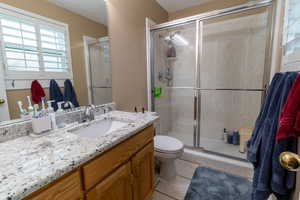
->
[277, 74, 300, 140]
[31, 80, 45, 103]
[49, 79, 63, 111]
[64, 79, 79, 108]
[247, 72, 298, 200]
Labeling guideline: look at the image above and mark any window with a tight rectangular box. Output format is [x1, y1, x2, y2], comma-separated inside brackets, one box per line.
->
[0, 4, 72, 81]
[283, 0, 300, 68]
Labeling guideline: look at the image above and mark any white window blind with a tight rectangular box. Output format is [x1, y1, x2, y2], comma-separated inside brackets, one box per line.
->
[40, 26, 68, 72]
[0, 15, 39, 72]
[283, 0, 300, 67]
[0, 5, 72, 80]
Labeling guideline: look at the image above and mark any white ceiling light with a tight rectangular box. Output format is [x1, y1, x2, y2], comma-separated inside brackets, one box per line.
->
[156, 0, 211, 13]
[47, 0, 107, 25]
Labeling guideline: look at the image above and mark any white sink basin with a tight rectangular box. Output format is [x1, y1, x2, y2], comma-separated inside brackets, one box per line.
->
[68, 119, 129, 139]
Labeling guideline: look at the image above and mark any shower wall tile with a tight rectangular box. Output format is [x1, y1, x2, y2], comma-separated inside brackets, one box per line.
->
[153, 24, 196, 137]
[170, 88, 194, 146]
[171, 24, 196, 87]
[201, 12, 268, 89]
[92, 88, 112, 105]
[155, 87, 172, 134]
[199, 91, 262, 141]
[90, 44, 112, 87]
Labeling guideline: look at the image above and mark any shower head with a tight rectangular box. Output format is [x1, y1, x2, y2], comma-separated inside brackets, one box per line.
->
[162, 31, 189, 46]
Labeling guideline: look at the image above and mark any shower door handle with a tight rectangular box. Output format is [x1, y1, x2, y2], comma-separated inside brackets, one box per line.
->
[193, 95, 198, 147]
[194, 96, 198, 120]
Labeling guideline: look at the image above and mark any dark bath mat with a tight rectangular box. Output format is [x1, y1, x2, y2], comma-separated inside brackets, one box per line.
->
[184, 167, 252, 200]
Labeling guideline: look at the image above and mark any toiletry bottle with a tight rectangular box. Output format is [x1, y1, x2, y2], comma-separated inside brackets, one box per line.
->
[41, 97, 46, 115]
[47, 100, 55, 113]
[27, 96, 34, 116]
[232, 130, 240, 145]
[227, 131, 233, 144]
[223, 128, 228, 143]
[33, 104, 40, 118]
[47, 100, 57, 130]
[17, 101, 28, 118]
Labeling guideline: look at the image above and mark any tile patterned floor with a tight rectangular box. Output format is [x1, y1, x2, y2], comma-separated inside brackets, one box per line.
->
[152, 159, 275, 200]
[152, 159, 198, 200]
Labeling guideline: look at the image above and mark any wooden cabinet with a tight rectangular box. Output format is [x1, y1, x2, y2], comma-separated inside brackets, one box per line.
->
[86, 163, 133, 200]
[28, 171, 82, 200]
[83, 125, 154, 190]
[23, 125, 154, 200]
[132, 141, 155, 200]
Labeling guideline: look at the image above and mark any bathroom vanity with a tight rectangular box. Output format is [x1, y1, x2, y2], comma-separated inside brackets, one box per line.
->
[0, 111, 158, 200]
[24, 125, 154, 200]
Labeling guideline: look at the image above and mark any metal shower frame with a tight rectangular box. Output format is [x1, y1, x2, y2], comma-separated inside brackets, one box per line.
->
[147, 0, 276, 159]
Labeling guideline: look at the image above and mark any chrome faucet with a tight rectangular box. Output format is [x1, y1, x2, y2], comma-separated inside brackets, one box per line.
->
[83, 105, 96, 122]
[64, 101, 74, 109]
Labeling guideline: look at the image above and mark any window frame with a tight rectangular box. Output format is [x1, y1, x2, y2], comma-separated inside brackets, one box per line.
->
[282, 0, 300, 70]
[0, 3, 73, 82]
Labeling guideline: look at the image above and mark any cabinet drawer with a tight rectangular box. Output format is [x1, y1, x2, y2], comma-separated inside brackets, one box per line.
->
[29, 171, 82, 200]
[83, 125, 154, 190]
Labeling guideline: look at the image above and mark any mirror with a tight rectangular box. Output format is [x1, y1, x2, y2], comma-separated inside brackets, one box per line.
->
[0, 0, 110, 124]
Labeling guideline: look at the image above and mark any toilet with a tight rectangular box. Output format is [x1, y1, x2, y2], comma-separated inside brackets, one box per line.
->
[154, 135, 184, 180]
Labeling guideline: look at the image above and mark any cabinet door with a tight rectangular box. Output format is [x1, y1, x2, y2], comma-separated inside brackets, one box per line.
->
[30, 171, 82, 200]
[132, 141, 155, 200]
[86, 162, 133, 200]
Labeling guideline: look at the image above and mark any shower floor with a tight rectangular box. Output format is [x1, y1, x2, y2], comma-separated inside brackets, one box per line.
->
[165, 131, 247, 160]
[200, 137, 247, 160]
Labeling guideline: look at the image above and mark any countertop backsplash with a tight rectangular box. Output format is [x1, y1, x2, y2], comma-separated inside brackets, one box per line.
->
[0, 103, 116, 143]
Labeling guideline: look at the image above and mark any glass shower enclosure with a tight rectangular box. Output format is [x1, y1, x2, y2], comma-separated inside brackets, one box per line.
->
[149, 0, 274, 160]
[88, 37, 112, 105]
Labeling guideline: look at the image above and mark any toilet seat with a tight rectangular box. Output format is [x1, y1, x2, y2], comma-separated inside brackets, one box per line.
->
[154, 136, 184, 154]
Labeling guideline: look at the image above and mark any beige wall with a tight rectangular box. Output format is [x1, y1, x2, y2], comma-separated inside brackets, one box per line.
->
[169, 0, 250, 20]
[107, 0, 168, 111]
[1, 0, 107, 119]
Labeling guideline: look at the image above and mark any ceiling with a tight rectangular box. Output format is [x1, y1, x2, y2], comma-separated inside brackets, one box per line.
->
[156, 0, 211, 13]
[47, 0, 107, 25]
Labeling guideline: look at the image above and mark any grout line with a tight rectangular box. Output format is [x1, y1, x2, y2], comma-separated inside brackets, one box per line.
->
[154, 189, 180, 200]
[176, 174, 192, 181]
[178, 158, 201, 166]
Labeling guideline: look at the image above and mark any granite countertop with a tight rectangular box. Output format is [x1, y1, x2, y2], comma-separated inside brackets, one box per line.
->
[0, 111, 158, 200]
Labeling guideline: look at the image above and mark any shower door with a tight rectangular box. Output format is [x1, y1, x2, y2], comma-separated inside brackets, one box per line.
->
[198, 7, 272, 159]
[88, 39, 112, 105]
[152, 22, 198, 147]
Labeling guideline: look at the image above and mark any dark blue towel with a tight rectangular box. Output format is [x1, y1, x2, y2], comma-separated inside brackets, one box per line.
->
[247, 72, 298, 200]
[49, 79, 64, 111]
[64, 79, 79, 108]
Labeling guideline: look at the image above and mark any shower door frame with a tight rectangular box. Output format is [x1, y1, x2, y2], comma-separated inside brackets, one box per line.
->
[148, 0, 276, 159]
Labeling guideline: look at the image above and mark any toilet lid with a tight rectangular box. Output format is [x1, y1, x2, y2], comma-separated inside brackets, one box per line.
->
[154, 136, 184, 153]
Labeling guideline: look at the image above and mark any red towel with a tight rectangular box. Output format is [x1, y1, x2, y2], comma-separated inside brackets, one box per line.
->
[276, 74, 300, 140]
[31, 80, 45, 103]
